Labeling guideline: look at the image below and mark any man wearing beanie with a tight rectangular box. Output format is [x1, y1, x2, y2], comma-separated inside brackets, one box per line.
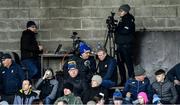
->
[63, 60, 88, 98]
[123, 65, 153, 102]
[54, 83, 83, 105]
[115, 4, 135, 85]
[20, 21, 43, 79]
[63, 42, 96, 83]
[81, 75, 108, 104]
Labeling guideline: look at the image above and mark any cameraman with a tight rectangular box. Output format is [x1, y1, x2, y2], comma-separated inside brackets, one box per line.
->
[115, 4, 135, 85]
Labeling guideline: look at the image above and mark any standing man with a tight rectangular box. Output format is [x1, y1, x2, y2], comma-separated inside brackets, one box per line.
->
[20, 21, 43, 79]
[115, 4, 135, 85]
[0, 53, 25, 104]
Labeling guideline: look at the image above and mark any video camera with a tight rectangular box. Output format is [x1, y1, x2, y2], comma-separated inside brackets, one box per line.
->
[106, 12, 118, 32]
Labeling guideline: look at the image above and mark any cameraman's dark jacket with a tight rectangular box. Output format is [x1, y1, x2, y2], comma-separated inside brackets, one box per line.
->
[115, 13, 135, 45]
[63, 74, 88, 98]
[63, 55, 96, 82]
[152, 78, 177, 104]
[97, 55, 117, 83]
[20, 29, 41, 60]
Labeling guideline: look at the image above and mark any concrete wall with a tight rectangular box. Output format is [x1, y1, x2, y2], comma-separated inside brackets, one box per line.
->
[0, 0, 180, 77]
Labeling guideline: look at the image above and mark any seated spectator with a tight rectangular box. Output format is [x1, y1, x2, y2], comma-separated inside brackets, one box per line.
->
[31, 99, 43, 105]
[81, 75, 108, 104]
[35, 68, 58, 104]
[136, 92, 149, 105]
[87, 100, 96, 105]
[93, 93, 105, 105]
[112, 89, 123, 105]
[63, 42, 96, 82]
[123, 65, 153, 102]
[152, 69, 177, 104]
[167, 63, 180, 104]
[63, 60, 88, 97]
[54, 83, 83, 105]
[13, 79, 38, 105]
[54, 100, 68, 105]
[96, 47, 117, 88]
[0, 53, 25, 104]
[152, 94, 161, 105]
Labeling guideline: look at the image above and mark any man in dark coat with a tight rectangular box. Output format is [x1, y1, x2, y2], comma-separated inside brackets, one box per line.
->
[96, 47, 117, 88]
[20, 21, 43, 79]
[115, 4, 135, 85]
[167, 63, 180, 104]
[0, 53, 25, 104]
[63, 60, 88, 98]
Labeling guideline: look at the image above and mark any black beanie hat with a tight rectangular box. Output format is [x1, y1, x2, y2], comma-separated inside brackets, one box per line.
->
[119, 4, 131, 12]
[63, 83, 73, 92]
[26, 21, 37, 28]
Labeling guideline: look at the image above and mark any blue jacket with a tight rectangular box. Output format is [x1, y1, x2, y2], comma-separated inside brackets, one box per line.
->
[0, 61, 25, 94]
[123, 77, 153, 101]
[13, 89, 38, 105]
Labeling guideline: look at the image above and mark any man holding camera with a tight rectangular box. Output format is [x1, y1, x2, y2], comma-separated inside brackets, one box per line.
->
[115, 4, 135, 85]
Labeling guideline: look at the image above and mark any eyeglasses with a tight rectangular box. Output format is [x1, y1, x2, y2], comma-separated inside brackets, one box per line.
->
[30, 25, 37, 29]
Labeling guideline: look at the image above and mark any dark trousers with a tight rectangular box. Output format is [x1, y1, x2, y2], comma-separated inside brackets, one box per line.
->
[175, 85, 180, 104]
[116, 44, 134, 85]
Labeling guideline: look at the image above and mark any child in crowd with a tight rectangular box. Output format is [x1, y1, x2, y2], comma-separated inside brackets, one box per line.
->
[152, 69, 177, 104]
[136, 92, 149, 105]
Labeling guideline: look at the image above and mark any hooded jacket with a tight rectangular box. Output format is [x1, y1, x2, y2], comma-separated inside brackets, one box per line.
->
[13, 89, 38, 105]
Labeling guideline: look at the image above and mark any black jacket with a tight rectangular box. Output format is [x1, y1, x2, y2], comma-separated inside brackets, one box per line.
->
[152, 78, 178, 104]
[63, 75, 88, 98]
[81, 86, 108, 104]
[167, 63, 180, 81]
[115, 13, 135, 45]
[20, 29, 41, 60]
[63, 55, 96, 82]
[97, 55, 117, 83]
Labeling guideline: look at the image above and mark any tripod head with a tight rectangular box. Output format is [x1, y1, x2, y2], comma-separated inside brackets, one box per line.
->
[106, 12, 118, 33]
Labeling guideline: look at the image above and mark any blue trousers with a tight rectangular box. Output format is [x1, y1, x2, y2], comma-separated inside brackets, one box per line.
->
[21, 58, 40, 79]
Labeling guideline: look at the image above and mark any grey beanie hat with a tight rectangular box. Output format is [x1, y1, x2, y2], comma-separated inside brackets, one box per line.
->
[92, 75, 102, 85]
[119, 4, 131, 12]
[134, 65, 146, 76]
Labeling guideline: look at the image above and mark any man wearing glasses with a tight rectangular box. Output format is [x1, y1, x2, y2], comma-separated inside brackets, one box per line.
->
[20, 21, 43, 79]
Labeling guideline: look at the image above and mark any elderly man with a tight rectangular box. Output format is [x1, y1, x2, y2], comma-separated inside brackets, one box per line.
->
[0, 53, 25, 104]
[123, 65, 153, 102]
[13, 79, 38, 105]
[96, 47, 117, 88]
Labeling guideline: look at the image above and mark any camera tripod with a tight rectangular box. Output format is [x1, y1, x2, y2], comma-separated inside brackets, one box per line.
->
[103, 27, 116, 57]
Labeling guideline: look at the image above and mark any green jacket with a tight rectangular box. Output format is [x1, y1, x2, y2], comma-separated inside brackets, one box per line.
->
[54, 93, 83, 105]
